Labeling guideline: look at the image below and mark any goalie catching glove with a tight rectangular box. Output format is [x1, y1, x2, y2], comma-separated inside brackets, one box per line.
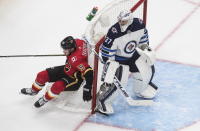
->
[82, 67, 93, 101]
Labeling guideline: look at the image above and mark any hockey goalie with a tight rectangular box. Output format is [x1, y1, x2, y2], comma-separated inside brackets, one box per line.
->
[95, 10, 158, 115]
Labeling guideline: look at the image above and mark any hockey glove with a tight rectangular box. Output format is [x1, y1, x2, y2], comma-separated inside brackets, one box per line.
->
[82, 67, 93, 101]
[83, 85, 92, 101]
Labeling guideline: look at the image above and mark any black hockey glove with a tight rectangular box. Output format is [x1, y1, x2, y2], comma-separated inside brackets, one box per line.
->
[83, 85, 92, 101]
[82, 67, 93, 101]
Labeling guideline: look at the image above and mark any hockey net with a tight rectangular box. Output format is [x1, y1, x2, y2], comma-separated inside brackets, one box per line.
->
[54, 0, 147, 113]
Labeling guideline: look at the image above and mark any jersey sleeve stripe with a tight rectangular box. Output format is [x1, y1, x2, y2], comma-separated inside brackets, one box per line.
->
[101, 45, 117, 52]
[115, 55, 130, 60]
[101, 52, 115, 58]
[139, 39, 149, 44]
[140, 34, 148, 40]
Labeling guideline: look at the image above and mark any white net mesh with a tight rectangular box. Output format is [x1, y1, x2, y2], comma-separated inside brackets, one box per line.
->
[84, 0, 145, 47]
[53, 0, 146, 113]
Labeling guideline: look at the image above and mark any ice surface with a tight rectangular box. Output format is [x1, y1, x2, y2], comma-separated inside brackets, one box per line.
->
[1, 0, 200, 131]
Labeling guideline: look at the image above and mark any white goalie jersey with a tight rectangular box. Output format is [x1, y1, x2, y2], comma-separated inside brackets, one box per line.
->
[100, 17, 158, 99]
[101, 17, 149, 64]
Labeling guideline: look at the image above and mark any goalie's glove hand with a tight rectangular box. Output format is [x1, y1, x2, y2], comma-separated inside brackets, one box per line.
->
[83, 85, 92, 101]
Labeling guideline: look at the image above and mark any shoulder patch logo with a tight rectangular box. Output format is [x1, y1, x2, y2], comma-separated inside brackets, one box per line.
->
[111, 27, 118, 33]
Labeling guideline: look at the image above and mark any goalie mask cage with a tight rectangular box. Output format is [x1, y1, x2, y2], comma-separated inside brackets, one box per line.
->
[55, 0, 147, 114]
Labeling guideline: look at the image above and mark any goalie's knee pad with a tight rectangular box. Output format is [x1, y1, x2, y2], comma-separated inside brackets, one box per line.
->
[136, 82, 158, 99]
[131, 73, 148, 94]
[131, 72, 158, 99]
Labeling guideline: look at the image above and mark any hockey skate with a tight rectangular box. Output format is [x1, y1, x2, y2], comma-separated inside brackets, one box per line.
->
[21, 88, 38, 96]
[34, 97, 48, 108]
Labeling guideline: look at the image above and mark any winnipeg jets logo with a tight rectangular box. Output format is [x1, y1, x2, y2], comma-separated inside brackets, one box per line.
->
[124, 41, 136, 54]
[111, 27, 118, 33]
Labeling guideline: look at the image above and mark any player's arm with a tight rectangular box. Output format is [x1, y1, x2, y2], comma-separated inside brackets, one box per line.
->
[132, 18, 149, 50]
[76, 63, 93, 101]
[137, 28, 149, 50]
[101, 28, 117, 63]
[136, 26, 156, 65]
[82, 67, 93, 101]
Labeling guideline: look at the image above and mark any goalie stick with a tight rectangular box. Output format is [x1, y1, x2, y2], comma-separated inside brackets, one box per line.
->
[113, 75, 154, 106]
[83, 36, 154, 106]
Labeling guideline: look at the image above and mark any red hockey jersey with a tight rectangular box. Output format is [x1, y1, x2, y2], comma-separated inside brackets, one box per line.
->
[64, 39, 90, 76]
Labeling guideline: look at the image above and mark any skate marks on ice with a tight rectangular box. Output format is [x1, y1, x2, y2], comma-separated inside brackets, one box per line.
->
[88, 61, 200, 131]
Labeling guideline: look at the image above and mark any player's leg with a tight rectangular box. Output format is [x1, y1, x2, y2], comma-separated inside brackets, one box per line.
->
[96, 61, 119, 114]
[34, 71, 83, 108]
[96, 83, 117, 115]
[138, 65, 158, 98]
[34, 80, 66, 108]
[21, 65, 65, 96]
[138, 81, 158, 99]
[63, 71, 83, 91]
[131, 57, 158, 99]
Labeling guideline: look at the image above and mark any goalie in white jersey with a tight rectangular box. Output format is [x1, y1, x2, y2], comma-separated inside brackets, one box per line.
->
[96, 10, 158, 115]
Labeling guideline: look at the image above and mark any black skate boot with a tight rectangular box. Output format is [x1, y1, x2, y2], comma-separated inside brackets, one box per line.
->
[21, 88, 38, 96]
[34, 97, 48, 108]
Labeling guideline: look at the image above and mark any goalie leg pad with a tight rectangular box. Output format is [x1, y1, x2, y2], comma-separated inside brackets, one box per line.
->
[96, 83, 118, 114]
[96, 64, 130, 114]
[137, 82, 158, 99]
[131, 72, 148, 95]
[130, 56, 155, 93]
[117, 65, 129, 88]
[135, 56, 153, 83]
[131, 58, 157, 98]
[101, 61, 120, 84]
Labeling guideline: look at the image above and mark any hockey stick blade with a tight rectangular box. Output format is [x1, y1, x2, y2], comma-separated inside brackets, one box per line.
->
[113, 76, 154, 106]
[126, 97, 154, 106]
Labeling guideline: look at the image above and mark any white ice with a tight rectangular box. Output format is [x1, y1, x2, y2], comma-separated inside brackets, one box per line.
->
[0, 0, 200, 131]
